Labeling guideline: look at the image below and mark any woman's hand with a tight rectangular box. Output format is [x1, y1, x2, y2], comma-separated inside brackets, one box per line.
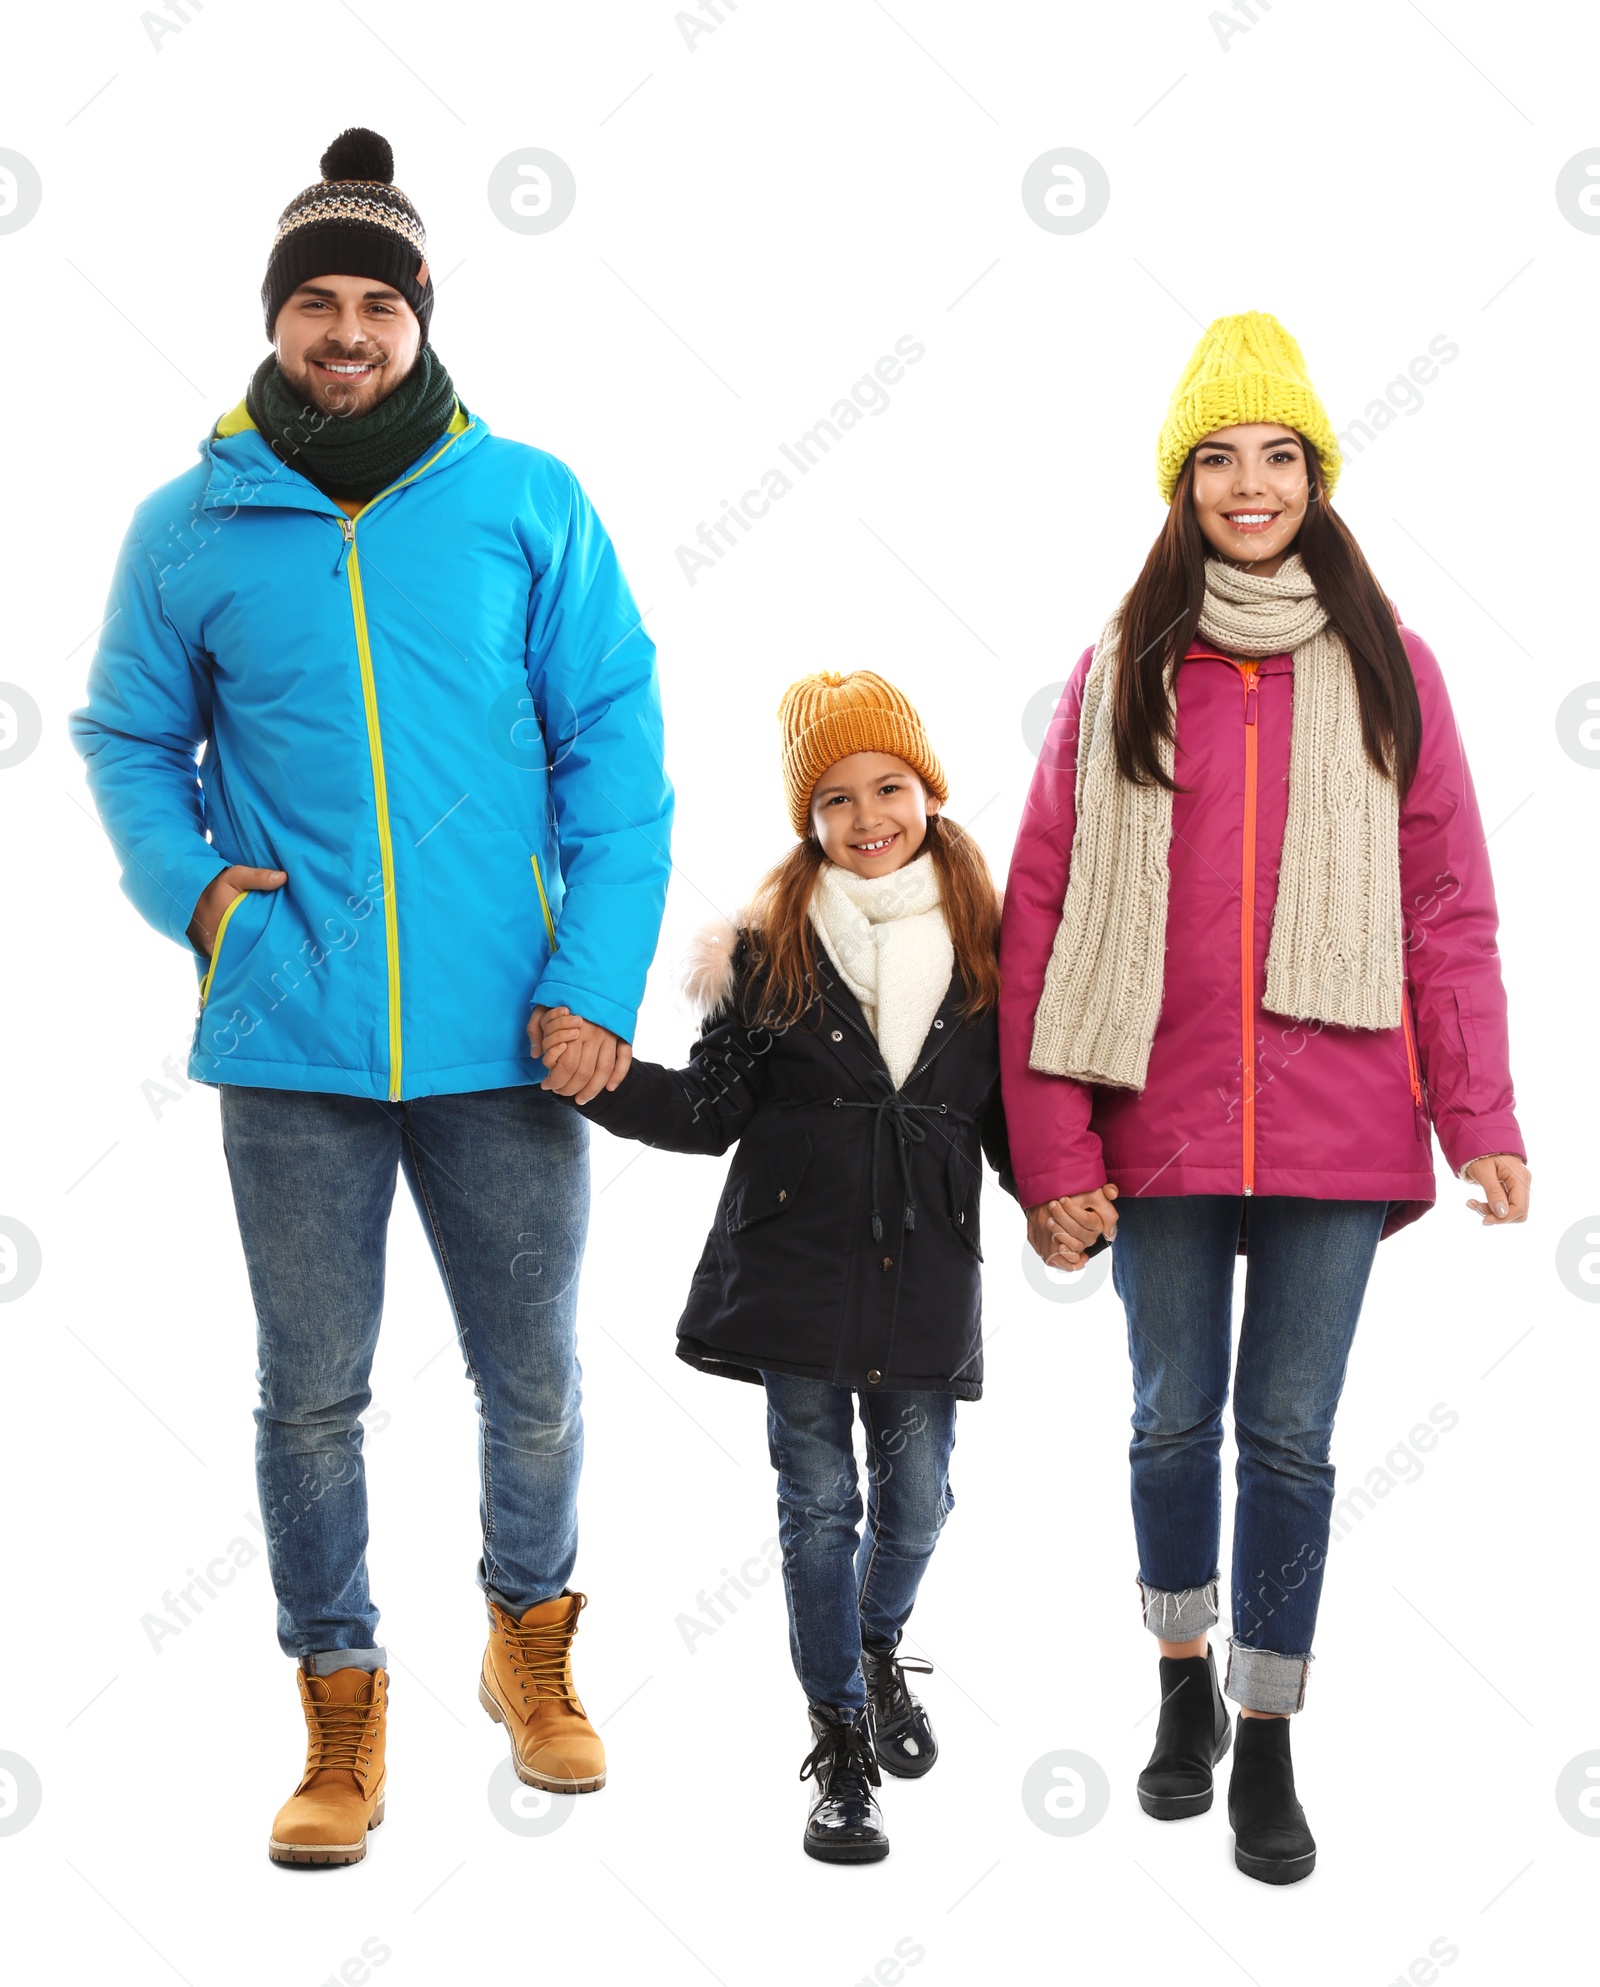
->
[1462, 1153, 1531, 1226]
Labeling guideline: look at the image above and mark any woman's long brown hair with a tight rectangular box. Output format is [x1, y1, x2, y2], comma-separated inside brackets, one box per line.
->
[742, 813, 1001, 1029]
[1113, 440, 1422, 794]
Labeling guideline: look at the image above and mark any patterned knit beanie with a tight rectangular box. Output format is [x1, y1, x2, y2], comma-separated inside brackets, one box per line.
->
[261, 128, 434, 346]
[1155, 310, 1341, 504]
[778, 670, 948, 839]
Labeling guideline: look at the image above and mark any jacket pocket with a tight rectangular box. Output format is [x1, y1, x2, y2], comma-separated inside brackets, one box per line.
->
[725, 1128, 813, 1231]
[530, 851, 558, 953]
[198, 888, 252, 1012]
[194, 885, 283, 1063]
[945, 1141, 984, 1260]
[1452, 986, 1480, 1095]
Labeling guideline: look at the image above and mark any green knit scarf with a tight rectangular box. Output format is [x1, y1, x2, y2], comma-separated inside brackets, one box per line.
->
[244, 344, 461, 501]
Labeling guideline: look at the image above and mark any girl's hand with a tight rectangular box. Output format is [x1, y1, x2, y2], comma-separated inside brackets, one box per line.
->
[1027, 1203, 1088, 1272]
[533, 1005, 586, 1067]
[1462, 1153, 1531, 1225]
[1044, 1183, 1120, 1252]
[529, 1005, 632, 1102]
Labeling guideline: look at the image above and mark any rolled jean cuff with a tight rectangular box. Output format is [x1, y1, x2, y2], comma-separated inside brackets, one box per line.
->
[1136, 1575, 1219, 1641]
[1225, 1639, 1311, 1714]
[303, 1646, 387, 1677]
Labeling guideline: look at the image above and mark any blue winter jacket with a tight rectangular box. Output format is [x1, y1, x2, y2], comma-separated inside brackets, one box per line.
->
[70, 396, 673, 1101]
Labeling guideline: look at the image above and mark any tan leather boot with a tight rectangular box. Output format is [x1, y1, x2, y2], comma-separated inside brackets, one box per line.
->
[479, 1592, 606, 1793]
[268, 1664, 387, 1864]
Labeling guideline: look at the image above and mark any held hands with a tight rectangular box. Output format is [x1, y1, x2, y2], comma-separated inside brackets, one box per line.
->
[530, 1004, 632, 1106]
[1025, 1183, 1120, 1272]
[187, 864, 288, 957]
[1462, 1153, 1531, 1226]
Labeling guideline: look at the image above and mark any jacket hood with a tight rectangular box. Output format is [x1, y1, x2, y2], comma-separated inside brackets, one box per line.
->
[682, 912, 744, 1026]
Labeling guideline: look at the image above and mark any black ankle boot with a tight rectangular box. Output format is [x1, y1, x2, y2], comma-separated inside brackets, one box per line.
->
[799, 1703, 889, 1863]
[1137, 1647, 1231, 1818]
[860, 1639, 938, 1779]
[1227, 1713, 1316, 1884]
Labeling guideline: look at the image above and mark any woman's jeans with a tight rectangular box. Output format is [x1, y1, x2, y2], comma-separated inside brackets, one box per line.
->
[1111, 1194, 1386, 1714]
[219, 1084, 590, 1671]
[761, 1374, 958, 1711]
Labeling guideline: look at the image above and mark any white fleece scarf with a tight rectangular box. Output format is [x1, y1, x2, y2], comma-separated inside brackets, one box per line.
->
[809, 852, 953, 1088]
[1029, 554, 1404, 1091]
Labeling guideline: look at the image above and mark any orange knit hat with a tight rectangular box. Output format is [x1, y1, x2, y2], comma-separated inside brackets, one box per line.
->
[778, 669, 948, 839]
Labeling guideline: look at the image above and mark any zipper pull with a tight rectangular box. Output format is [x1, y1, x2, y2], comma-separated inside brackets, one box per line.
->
[1243, 665, 1259, 726]
[333, 513, 355, 576]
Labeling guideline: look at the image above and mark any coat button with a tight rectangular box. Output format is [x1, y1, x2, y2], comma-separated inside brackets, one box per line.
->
[831, 1030, 843, 1042]
[933, 1019, 944, 1029]
[958, 1211, 965, 1224]
[866, 1369, 882, 1384]
[881, 1256, 892, 1271]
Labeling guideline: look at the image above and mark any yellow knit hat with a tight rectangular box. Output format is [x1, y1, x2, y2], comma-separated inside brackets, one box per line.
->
[778, 669, 948, 839]
[1155, 310, 1341, 505]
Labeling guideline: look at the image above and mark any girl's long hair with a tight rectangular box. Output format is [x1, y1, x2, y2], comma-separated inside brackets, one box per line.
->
[742, 814, 1001, 1029]
[1113, 440, 1422, 795]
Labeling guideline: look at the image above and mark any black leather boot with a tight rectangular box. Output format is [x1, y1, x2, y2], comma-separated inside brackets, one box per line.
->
[1137, 1647, 1231, 1818]
[860, 1639, 938, 1779]
[1227, 1713, 1316, 1884]
[799, 1703, 889, 1863]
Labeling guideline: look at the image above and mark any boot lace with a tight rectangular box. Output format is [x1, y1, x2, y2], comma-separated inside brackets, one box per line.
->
[867, 1648, 933, 1723]
[302, 1695, 380, 1781]
[498, 1608, 582, 1708]
[799, 1709, 881, 1791]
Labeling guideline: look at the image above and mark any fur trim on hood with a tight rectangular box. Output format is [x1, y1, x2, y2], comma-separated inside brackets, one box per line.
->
[680, 910, 749, 1027]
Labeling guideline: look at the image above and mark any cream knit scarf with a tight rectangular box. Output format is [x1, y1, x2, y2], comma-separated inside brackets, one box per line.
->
[1029, 554, 1403, 1091]
[810, 851, 954, 1089]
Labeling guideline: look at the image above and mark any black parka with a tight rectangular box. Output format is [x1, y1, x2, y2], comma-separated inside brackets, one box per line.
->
[575, 932, 1016, 1399]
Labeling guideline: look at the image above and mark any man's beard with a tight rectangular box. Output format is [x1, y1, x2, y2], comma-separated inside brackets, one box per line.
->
[285, 349, 403, 418]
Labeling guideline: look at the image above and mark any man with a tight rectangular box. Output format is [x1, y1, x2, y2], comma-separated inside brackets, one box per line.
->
[70, 127, 672, 1865]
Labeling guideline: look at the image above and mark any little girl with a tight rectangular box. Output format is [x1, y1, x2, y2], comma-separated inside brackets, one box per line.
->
[538, 669, 1014, 1864]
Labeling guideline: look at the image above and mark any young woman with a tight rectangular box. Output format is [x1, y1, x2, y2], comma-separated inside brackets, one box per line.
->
[538, 670, 1014, 1864]
[999, 312, 1530, 1885]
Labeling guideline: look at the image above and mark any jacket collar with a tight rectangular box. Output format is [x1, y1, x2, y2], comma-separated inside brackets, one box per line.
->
[197, 395, 485, 518]
[1185, 636, 1294, 676]
[812, 953, 965, 1093]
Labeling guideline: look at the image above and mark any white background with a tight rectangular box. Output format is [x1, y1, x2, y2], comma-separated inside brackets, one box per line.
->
[2, 1, 1596, 1982]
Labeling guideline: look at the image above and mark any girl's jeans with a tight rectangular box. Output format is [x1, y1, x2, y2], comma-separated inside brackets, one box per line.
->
[1111, 1194, 1387, 1714]
[760, 1374, 958, 1711]
[220, 1084, 590, 1671]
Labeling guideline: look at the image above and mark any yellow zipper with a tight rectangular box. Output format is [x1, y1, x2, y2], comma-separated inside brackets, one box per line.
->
[336, 423, 477, 1101]
[530, 853, 559, 952]
[198, 887, 251, 1011]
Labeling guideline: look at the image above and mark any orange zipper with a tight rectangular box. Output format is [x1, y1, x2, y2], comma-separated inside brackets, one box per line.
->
[1399, 985, 1425, 1138]
[1399, 993, 1421, 1103]
[1238, 662, 1260, 1196]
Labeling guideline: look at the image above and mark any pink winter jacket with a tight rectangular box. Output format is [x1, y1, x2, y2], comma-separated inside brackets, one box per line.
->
[998, 628, 1524, 1240]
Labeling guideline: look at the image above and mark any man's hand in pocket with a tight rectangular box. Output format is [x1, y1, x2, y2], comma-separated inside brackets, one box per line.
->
[187, 865, 287, 957]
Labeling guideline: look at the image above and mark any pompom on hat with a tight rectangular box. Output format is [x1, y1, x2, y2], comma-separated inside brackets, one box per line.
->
[261, 127, 435, 346]
[1155, 310, 1341, 504]
[778, 670, 948, 840]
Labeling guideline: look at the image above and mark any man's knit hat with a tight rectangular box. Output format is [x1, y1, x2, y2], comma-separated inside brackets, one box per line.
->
[1155, 310, 1341, 504]
[261, 127, 434, 345]
[778, 670, 948, 839]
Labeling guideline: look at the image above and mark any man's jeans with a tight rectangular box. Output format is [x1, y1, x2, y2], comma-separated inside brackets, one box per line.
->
[1111, 1194, 1386, 1714]
[220, 1085, 589, 1671]
[761, 1373, 957, 1711]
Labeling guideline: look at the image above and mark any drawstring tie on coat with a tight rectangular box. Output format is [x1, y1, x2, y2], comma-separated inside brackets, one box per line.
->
[833, 1070, 947, 1240]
